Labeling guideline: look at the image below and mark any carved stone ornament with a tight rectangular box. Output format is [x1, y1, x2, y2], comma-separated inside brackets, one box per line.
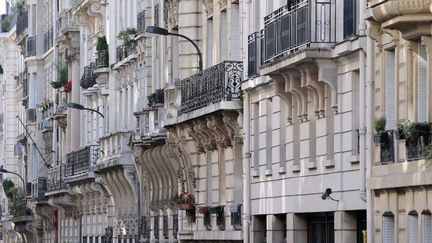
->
[165, 0, 179, 28]
[202, 0, 213, 17]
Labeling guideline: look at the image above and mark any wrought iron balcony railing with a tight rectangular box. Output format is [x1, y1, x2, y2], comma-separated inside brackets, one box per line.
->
[96, 50, 109, 68]
[26, 36, 36, 57]
[116, 42, 137, 62]
[137, 10, 146, 34]
[180, 61, 243, 114]
[47, 165, 67, 192]
[11, 198, 29, 218]
[379, 130, 394, 164]
[406, 124, 432, 161]
[262, 0, 336, 64]
[65, 145, 100, 177]
[16, 11, 28, 40]
[43, 26, 54, 53]
[80, 62, 97, 89]
[247, 31, 264, 78]
[31, 177, 47, 201]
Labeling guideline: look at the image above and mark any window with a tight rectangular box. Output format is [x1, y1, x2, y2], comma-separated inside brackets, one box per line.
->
[343, 0, 356, 38]
[307, 213, 334, 243]
[417, 44, 427, 122]
[408, 212, 418, 243]
[385, 50, 396, 130]
[383, 213, 395, 243]
[422, 211, 432, 243]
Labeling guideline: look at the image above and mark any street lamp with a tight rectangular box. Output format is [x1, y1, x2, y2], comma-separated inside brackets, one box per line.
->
[0, 166, 26, 194]
[146, 25, 203, 72]
[66, 102, 105, 118]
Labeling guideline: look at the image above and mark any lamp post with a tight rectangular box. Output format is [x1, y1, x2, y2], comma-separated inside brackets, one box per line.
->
[66, 102, 105, 118]
[0, 166, 26, 194]
[146, 25, 203, 72]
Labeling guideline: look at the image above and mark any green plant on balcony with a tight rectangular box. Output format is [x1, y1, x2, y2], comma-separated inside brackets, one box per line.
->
[402, 122, 430, 141]
[147, 89, 164, 107]
[96, 36, 108, 52]
[51, 63, 68, 89]
[117, 27, 136, 48]
[11, 0, 28, 12]
[2, 179, 15, 199]
[1, 17, 10, 32]
[373, 117, 389, 144]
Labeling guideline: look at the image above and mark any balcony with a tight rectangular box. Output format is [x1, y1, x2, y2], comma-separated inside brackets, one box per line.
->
[26, 36, 36, 57]
[65, 145, 100, 178]
[116, 42, 137, 63]
[95, 50, 109, 68]
[56, 9, 79, 38]
[260, 0, 336, 65]
[98, 132, 133, 168]
[137, 10, 146, 35]
[16, 11, 28, 42]
[43, 26, 54, 53]
[405, 124, 432, 161]
[80, 63, 97, 89]
[247, 31, 264, 78]
[179, 61, 243, 115]
[30, 177, 47, 202]
[47, 165, 67, 193]
[134, 105, 166, 147]
[369, 0, 432, 38]
[377, 130, 395, 164]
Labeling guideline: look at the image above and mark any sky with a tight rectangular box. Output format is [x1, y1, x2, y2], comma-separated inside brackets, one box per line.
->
[0, 0, 5, 15]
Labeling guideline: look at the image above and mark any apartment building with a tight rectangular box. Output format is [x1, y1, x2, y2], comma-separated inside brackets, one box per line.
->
[367, 1, 432, 242]
[242, 0, 368, 242]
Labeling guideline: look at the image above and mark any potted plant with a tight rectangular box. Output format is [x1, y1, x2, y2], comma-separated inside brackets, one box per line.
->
[96, 36, 108, 53]
[395, 123, 406, 140]
[403, 122, 431, 142]
[96, 36, 109, 68]
[174, 192, 195, 210]
[147, 89, 164, 107]
[51, 64, 68, 89]
[373, 117, 387, 144]
[117, 27, 137, 48]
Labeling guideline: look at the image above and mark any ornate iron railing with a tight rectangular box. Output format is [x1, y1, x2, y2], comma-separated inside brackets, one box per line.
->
[380, 130, 394, 164]
[137, 10, 146, 34]
[116, 42, 137, 62]
[80, 63, 97, 89]
[65, 145, 100, 177]
[96, 50, 109, 68]
[247, 31, 264, 78]
[406, 125, 432, 161]
[11, 198, 29, 217]
[31, 177, 47, 201]
[262, 0, 336, 64]
[47, 165, 67, 192]
[16, 11, 28, 40]
[26, 36, 36, 57]
[44, 26, 54, 52]
[180, 61, 243, 114]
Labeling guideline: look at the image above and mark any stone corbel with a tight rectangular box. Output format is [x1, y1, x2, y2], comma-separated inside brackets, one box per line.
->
[271, 74, 293, 124]
[218, 0, 227, 10]
[207, 115, 231, 147]
[298, 64, 325, 117]
[165, 0, 179, 28]
[222, 111, 241, 144]
[202, 0, 214, 17]
[194, 120, 217, 151]
[281, 70, 308, 121]
[315, 59, 338, 113]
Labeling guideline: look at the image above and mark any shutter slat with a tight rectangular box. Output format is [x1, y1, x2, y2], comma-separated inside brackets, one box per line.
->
[383, 215, 395, 243]
[418, 44, 428, 122]
[422, 213, 431, 243]
[385, 51, 396, 130]
[408, 214, 418, 243]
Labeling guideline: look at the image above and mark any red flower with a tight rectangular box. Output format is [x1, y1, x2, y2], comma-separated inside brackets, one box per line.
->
[179, 193, 185, 199]
[63, 80, 72, 93]
[187, 193, 193, 199]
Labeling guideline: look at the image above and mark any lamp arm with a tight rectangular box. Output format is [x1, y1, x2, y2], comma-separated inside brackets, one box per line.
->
[168, 32, 203, 71]
[6, 171, 26, 191]
[83, 107, 105, 118]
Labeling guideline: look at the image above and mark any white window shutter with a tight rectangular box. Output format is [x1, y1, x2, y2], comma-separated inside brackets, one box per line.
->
[408, 213, 418, 243]
[422, 213, 432, 243]
[385, 51, 396, 130]
[418, 44, 428, 123]
[383, 214, 395, 243]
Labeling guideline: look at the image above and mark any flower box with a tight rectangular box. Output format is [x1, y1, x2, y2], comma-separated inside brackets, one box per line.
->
[179, 202, 194, 211]
[198, 206, 209, 214]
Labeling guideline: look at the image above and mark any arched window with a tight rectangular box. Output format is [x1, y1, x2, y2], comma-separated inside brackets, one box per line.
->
[422, 210, 431, 243]
[383, 212, 395, 243]
[408, 211, 418, 243]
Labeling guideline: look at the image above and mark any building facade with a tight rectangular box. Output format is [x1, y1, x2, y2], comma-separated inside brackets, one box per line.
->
[367, 0, 432, 243]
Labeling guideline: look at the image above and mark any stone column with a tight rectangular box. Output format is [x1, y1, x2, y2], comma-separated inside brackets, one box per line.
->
[334, 211, 357, 243]
[286, 213, 307, 243]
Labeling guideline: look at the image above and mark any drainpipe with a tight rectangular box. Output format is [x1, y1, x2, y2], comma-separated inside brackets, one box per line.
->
[365, 23, 375, 243]
[242, 1, 252, 242]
